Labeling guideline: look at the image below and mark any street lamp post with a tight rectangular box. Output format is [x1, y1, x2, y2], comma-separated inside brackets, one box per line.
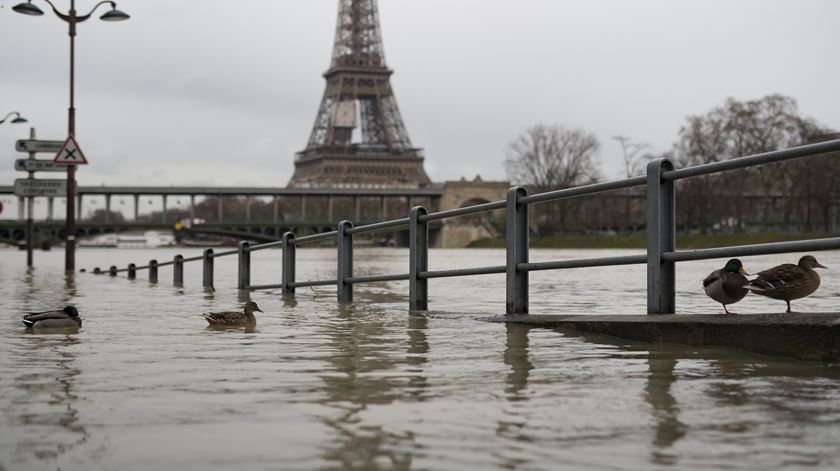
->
[1, 112, 31, 265]
[13, 0, 129, 272]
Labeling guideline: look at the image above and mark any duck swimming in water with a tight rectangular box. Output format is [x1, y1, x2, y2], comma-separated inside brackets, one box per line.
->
[203, 301, 262, 327]
[22, 306, 82, 328]
[743, 255, 827, 313]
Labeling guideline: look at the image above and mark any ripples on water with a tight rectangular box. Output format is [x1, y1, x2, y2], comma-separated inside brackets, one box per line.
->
[1, 248, 839, 470]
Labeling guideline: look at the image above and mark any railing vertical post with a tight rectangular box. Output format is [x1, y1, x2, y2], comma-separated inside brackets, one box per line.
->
[173, 254, 184, 286]
[337, 220, 353, 302]
[281, 232, 296, 297]
[238, 240, 251, 289]
[506, 186, 529, 314]
[202, 249, 214, 289]
[127, 263, 136, 280]
[149, 259, 158, 283]
[93, 267, 101, 274]
[109, 265, 117, 276]
[646, 159, 676, 314]
[409, 206, 429, 311]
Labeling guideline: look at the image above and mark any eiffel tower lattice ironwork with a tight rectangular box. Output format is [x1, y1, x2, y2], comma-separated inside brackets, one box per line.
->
[288, 0, 431, 189]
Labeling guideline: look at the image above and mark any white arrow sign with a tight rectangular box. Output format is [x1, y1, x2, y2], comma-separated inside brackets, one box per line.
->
[15, 159, 69, 172]
[54, 135, 88, 164]
[14, 178, 68, 197]
[15, 139, 65, 153]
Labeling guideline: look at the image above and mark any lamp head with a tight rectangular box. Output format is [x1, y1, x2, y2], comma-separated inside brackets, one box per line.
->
[12, 1, 44, 16]
[12, 116, 28, 123]
[100, 7, 130, 22]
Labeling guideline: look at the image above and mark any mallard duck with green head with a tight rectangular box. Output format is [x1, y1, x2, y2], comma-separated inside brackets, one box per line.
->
[703, 258, 750, 315]
[22, 306, 82, 328]
[743, 255, 827, 313]
[203, 301, 262, 327]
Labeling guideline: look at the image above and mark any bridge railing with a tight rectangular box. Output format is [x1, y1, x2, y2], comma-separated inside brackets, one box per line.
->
[91, 138, 840, 314]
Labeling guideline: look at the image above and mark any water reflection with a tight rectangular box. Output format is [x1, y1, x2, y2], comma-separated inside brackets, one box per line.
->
[11, 334, 86, 462]
[503, 323, 533, 401]
[318, 303, 426, 469]
[645, 352, 686, 466]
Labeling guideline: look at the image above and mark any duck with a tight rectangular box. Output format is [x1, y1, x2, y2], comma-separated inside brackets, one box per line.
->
[703, 258, 750, 315]
[743, 255, 827, 313]
[22, 306, 82, 328]
[203, 301, 262, 327]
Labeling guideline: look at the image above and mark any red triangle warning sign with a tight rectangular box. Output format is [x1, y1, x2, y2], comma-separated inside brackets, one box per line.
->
[53, 135, 88, 165]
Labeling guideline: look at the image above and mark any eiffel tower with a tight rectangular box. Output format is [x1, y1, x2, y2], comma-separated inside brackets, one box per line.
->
[288, 0, 431, 189]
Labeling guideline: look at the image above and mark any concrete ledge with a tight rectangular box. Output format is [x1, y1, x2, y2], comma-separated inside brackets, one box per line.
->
[493, 313, 840, 362]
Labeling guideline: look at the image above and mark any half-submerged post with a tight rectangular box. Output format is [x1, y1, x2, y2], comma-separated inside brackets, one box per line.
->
[127, 263, 136, 280]
[281, 232, 296, 297]
[149, 259, 158, 283]
[202, 249, 214, 289]
[409, 206, 428, 311]
[337, 220, 353, 302]
[238, 240, 251, 289]
[109, 265, 117, 277]
[646, 158, 676, 314]
[173, 255, 184, 286]
[506, 186, 529, 314]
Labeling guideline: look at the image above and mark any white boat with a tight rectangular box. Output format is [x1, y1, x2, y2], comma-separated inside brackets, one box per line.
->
[80, 231, 176, 248]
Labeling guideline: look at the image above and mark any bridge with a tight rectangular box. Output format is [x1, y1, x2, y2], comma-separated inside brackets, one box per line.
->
[0, 181, 507, 247]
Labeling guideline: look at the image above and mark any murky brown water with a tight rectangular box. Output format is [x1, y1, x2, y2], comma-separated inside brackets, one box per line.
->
[1, 247, 839, 470]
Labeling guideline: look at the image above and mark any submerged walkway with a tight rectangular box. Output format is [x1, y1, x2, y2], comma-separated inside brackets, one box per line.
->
[495, 313, 840, 362]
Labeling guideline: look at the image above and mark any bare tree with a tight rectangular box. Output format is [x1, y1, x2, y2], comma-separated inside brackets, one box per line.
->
[505, 124, 601, 192]
[673, 94, 828, 232]
[505, 124, 602, 233]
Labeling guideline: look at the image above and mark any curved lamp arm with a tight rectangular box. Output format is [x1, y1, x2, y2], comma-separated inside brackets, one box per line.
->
[20, 0, 125, 23]
[0, 111, 27, 124]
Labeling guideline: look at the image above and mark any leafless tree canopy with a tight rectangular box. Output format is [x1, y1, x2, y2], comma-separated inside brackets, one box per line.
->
[505, 124, 602, 193]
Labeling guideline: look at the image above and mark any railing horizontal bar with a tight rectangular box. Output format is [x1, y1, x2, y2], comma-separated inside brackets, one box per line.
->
[212, 249, 238, 257]
[156, 260, 174, 267]
[663, 237, 840, 263]
[293, 231, 338, 245]
[663, 139, 840, 181]
[419, 200, 506, 222]
[419, 265, 506, 279]
[346, 273, 410, 284]
[116, 268, 131, 273]
[347, 218, 409, 235]
[246, 283, 284, 290]
[521, 176, 647, 205]
[132, 265, 148, 271]
[290, 279, 337, 288]
[520, 254, 648, 272]
[182, 255, 204, 262]
[248, 240, 285, 252]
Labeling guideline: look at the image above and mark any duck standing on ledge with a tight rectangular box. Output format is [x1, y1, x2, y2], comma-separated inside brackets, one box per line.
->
[22, 306, 82, 328]
[203, 301, 262, 327]
[743, 255, 827, 313]
[703, 259, 750, 315]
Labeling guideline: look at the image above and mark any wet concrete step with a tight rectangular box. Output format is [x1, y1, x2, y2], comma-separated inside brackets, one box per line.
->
[495, 313, 840, 362]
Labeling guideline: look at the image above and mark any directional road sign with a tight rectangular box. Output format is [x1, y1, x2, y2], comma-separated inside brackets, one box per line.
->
[14, 178, 68, 197]
[15, 159, 69, 172]
[54, 135, 88, 164]
[15, 139, 64, 153]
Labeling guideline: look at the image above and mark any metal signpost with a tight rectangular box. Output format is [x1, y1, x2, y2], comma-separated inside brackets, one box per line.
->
[13, 130, 71, 266]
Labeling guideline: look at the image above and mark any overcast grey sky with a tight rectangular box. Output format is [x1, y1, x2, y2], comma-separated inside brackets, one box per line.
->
[2, 0, 839, 191]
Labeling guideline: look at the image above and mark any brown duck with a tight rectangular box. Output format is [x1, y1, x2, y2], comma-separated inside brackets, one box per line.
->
[703, 258, 750, 315]
[203, 301, 262, 327]
[743, 255, 827, 313]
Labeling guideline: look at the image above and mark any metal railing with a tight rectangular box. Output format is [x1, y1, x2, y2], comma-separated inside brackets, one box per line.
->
[90, 139, 840, 314]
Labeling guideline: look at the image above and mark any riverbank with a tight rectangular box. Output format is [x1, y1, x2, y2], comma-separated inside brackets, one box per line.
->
[469, 232, 837, 249]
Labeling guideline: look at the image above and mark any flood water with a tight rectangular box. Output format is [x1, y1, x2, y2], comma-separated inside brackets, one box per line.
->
[1, 247, 839, 470]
